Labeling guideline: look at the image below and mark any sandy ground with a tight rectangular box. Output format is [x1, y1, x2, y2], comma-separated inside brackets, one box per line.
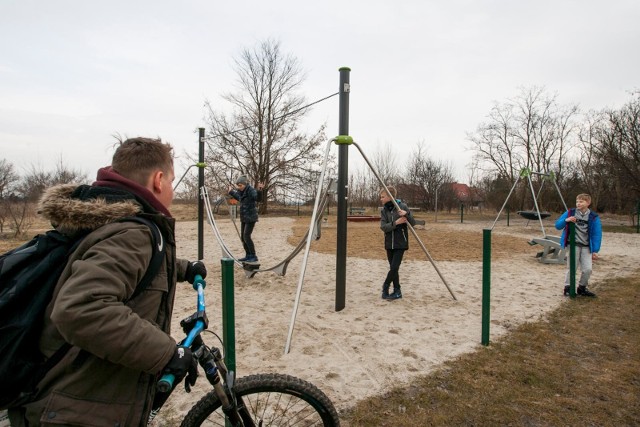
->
[158, 213, 640, 422]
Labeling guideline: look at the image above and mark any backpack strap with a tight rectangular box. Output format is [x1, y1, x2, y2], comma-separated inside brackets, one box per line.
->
[43, 217, 166, 374]
[119, 216, 166, 300]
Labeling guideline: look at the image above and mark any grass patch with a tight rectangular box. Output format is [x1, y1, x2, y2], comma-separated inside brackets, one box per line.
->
[602, 224, 639, 234]
[342, 271, 640, 426]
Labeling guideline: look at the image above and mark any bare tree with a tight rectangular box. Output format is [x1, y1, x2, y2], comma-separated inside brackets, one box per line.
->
[203, 39, 327, 214]
[468, 100, 522, 181]
[405, 142, 455, 210]
[0, 159, 20, 233]
[370, 142, 400, 185]
[582, 91, 640, 211]
[469, 86, 579, 210]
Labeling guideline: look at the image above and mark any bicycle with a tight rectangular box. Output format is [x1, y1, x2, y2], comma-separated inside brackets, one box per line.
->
[152, 274, 341, 427]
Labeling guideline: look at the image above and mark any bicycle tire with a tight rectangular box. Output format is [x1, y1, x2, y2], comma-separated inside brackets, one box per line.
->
[181, 373, 340, 427]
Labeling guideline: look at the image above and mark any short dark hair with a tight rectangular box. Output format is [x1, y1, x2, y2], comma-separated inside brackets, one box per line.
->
[380, 186, 397, 198]
[112, 137, 174, 185]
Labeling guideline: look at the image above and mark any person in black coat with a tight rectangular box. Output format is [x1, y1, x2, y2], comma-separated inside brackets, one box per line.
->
[229, 175, 263, 262]
[379, 186, 416, 300]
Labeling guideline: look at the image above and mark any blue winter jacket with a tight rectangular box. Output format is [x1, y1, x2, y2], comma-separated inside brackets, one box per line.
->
[554, 208, 602, 253]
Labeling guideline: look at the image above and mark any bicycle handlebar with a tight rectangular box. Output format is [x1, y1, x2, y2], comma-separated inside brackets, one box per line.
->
[157, 274, 207, 393]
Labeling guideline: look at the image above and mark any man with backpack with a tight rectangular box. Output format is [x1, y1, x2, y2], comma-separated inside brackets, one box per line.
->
[6, 137, 207, 426]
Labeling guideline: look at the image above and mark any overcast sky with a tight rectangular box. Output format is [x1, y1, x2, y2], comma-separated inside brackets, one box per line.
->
[1, 0, 638, 185]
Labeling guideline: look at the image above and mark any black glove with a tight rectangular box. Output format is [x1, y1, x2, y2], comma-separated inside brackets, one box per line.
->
[184, 354, 199, 393]
[162, 346, 193, 387]
[185, 260, 207, 284]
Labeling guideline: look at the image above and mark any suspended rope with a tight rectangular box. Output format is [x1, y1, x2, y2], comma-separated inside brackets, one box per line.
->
[203, 92, 339, 142]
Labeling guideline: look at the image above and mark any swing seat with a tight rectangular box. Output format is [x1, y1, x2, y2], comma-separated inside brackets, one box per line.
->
[528, 235, 566, 264]
[517, 210, 551, 221]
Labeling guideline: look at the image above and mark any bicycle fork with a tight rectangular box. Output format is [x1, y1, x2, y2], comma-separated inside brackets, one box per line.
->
[196, 343, 253, 427]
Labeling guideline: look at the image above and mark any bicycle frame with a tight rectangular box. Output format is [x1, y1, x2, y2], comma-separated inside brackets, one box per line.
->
[154, 274, 247, 426]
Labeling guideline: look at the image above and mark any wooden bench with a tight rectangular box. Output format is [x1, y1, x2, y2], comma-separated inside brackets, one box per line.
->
[349, 207, 366, 215]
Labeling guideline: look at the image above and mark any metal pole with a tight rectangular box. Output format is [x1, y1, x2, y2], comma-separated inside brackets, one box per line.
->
[434, 187, 438, 223]
[481, 229, 491, 345]
[335, 67, 350, 312]
[569, 222, 576, 297]
[221, 258, 236, 373]
[490, 173, 522, 230]
[198, 128, 205, 260]
[526, 174, 546, 236]
[285, 139, 335, 354]
[353, 141, 456, 300]
[460, 203, 464, 223]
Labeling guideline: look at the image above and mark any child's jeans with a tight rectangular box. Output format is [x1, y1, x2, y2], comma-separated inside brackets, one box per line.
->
[564, 245, 592, 287]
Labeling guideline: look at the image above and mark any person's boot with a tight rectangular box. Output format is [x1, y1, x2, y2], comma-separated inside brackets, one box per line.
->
[238, 254, 250, 262]
[577, 285, 596, 297]
[563, 285, 570, 296]
[245, 254, 259, 263]
[387, 287, 402, 300]
[381, 284, 391, 299]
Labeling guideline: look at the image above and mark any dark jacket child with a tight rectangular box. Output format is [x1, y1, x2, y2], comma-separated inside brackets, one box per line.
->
[228, 175, 263, 262]
[379, 186, 416, 300]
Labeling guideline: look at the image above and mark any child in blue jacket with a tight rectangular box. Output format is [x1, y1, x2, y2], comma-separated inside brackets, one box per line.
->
[555, 193, 602, 297]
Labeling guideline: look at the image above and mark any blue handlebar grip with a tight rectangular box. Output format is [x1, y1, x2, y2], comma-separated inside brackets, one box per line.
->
[193, 274, 206, 290]
[157, 373, 175, 393]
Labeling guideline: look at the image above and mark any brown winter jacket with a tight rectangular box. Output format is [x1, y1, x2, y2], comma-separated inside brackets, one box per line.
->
[14, 183, 190, 427]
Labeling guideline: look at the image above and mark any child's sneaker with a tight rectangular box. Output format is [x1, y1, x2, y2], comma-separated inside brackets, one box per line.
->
[381, 284, 391, 299]
[577, 285, 596, 297]
[563, 285, 570, 296]
[386, 289, 402, 300]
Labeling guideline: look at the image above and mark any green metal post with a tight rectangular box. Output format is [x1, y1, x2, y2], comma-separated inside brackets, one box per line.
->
[198, 128, 205, 260]
[460, 203, 464, 223]
[506, 207, 510, 227]
[221, 258, 236, 374]
[481, 229, 491, 345]
[636, 200, 639, 233]
[335, 67, 351, 312]
[569, 222, 576, 298]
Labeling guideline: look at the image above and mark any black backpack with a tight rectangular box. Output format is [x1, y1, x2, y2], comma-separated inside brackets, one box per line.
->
[0, 216, 165, 409]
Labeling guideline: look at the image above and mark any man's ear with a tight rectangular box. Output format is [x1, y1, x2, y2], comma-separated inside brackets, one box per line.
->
[150, 170, 164, 193]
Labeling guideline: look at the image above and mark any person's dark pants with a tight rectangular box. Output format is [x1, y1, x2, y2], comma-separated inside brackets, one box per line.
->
[241, 221, 256, 256]
[384, 249, 405, 289]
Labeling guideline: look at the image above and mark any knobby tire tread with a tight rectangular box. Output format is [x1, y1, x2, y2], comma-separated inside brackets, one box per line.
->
[181, 373, 340, 427]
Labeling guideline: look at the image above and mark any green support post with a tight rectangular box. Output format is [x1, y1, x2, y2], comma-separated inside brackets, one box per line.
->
[481, 228, 491, 346]
[569, 222, 576, 298]
[637, 200, 640, 233]
[460, 203, 464, 223]
[221, 258, 236, 374]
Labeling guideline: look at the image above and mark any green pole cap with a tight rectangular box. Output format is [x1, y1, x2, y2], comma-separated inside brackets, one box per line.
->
[195, 162, 207, 168]
[519, 168, 531, 178]
[334, 135, 353, 145]
[338, 67, 351, 72]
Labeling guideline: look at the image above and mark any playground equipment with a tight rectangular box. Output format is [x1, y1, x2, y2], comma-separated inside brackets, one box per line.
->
[491, 168, 568, 264]
[203, 180, 337, 278]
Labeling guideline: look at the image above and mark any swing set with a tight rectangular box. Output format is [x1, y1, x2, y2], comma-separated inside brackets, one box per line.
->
[491, 168, 568, 264]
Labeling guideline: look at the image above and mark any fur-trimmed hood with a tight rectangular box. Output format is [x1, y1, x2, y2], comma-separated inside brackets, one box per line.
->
[38, 184, 143, 234]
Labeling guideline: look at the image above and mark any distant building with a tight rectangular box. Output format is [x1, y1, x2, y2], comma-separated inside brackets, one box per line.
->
[450, 182, 484, 210]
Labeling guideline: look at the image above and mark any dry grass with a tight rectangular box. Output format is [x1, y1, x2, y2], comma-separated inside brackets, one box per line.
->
[342, 271, 640, 426]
